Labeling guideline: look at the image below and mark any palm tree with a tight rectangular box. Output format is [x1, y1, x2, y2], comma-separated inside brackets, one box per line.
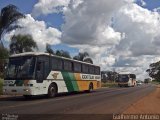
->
[45, 43, 54, 55]
[0, 46, 9, 77]
[0, 4, 25, 47]
[9, 34, 38, 54]
[73, 52, 89, 61]
[73, 52, 93, 64]
[83, 57, 93, 64]
[56, 50, 71, 58]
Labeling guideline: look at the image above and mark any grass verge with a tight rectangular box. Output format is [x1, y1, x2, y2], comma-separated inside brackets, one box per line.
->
[101, 82, 118, 88]
[0, 78, 3, 95]
[151, 80, 160, 85]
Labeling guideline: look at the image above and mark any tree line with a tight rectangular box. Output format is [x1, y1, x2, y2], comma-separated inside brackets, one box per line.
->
[146, 61, 160, 82]
[0, 4, 93, 78]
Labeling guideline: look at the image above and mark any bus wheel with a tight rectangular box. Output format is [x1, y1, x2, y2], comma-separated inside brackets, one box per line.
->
[47, 83, 57, 98]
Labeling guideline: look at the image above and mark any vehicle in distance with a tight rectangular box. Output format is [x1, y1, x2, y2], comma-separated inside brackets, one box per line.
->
[3, 52, 101, 98]
[137, 80, 143, 86]
[117, 72, 136, 87]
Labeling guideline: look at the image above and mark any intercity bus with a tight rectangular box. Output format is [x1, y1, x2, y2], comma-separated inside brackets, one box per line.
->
[3, 52, 101, 98]
[117, 72, 136, 87]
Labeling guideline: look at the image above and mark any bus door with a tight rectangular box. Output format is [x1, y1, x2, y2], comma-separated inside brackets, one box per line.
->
[35, 56, 50, 93]
[36, 61, 45, 83]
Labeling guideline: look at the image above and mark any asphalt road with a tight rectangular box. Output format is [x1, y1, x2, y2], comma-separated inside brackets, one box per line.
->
[0, 84, 156, 120]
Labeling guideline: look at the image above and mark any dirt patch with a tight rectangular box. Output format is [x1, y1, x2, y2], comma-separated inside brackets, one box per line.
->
[124, 85, 160, 114]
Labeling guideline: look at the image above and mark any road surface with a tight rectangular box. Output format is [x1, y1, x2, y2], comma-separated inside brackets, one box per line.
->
[0, 84, 156, 120]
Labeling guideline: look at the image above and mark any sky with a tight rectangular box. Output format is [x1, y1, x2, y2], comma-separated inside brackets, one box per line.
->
[1, 0, 160, 80]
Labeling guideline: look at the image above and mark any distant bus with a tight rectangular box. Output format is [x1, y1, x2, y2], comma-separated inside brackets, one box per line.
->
[117, 72, 136, 87]
[3, 52, 101, 98]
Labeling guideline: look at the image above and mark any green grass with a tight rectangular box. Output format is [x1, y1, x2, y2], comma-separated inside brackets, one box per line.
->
[151, 80, 160, 85]
[101, 82, 118, 88]
[0, 78, 3, 95]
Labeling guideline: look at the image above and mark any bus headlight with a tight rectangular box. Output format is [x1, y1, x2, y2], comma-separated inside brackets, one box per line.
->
[23, 89, 29, 92]
[3, 89, 6, 92]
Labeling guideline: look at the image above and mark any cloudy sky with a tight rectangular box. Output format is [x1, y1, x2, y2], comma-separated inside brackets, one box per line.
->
[1, 0, 160, 80]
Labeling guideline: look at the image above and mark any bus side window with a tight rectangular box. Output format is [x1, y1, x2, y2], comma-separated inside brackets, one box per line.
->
[73, 62, 81, 73]
[95, 67, 100, 75]
[63, 60, 73, 72]
[89, 66, 94, 74]
[82, 64, 89, 74]
[52, 58, 62, 70]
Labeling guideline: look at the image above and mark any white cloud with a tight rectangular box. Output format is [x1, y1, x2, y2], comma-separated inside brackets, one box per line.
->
[60, 0, 160, 79]
[4, 14, 61, 51]
[6, 0, 160, 79]
[32, 0, 70, 17]
[113, 3, 160, 57]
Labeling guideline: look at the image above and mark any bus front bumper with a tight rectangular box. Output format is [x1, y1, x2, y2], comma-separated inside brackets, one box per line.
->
[3, 86, 32, 95]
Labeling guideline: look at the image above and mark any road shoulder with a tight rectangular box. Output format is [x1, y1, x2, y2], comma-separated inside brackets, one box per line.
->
[124, 85, 160, 114]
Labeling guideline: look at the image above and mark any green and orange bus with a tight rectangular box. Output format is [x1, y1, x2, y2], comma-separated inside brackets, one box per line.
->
[3, 52, 101, 98]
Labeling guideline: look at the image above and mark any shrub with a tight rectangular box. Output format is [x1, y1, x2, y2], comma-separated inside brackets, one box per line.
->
[0, 79, 3, 95]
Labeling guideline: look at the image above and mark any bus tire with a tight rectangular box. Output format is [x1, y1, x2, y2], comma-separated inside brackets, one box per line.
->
[47, 83, 57, 98]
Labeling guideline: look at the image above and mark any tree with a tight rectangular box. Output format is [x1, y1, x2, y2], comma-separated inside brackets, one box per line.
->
[56, 50, 71, 58]
[83, 57, 93, 64]
[73, 52, 89, 61]
[45, 43, 54, 55]
[0, 46, 9, 77]
[9, 34, 38, 54]
[0, 4, 25, 47]
[101, 71, 118, 83]
[73, 52, 93, 64]
[146, 61, 160, 82]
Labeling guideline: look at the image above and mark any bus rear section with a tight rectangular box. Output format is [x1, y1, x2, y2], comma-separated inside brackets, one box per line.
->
[3, 52, 101, 98]
[118, 73, 136, 87]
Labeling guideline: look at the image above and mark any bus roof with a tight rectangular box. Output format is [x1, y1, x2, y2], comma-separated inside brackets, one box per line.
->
[119, 72, 134, 75]
[10, 52, 99, 67]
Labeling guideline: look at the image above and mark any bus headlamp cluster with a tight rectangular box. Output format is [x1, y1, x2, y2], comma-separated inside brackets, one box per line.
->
[3, 89, 6, 92]
[23, 89, 29, 92]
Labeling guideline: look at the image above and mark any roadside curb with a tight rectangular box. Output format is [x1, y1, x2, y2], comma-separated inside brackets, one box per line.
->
[0, 95, 21, 98]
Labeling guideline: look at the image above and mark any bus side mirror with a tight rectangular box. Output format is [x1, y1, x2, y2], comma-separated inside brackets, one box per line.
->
[3, 61, 8, 69]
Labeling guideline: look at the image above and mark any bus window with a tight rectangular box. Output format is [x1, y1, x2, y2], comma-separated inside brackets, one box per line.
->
[5, 56, 36, 80]
[73, 62, 81, 72]
[63, 60, 72, 71]
[82, 64, 89, 74]
[95, 67, 100, 75]
[36, 56, 50, 80]
[118, 75, 129, 82]
[130, 74, 136, 79]
[52, 58, 63, 70]
[36, 61, 44, 83]
[89, 66, 94, 74]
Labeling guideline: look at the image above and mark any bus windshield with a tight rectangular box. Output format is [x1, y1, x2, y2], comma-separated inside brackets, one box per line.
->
[118, 74, 129, 82]
[4, 56, 36, 80]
